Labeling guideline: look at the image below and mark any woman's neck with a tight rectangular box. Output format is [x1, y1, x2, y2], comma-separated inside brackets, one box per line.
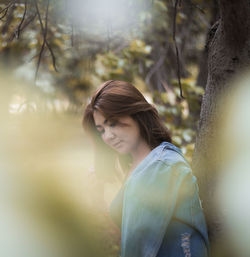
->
[129, 141, 151, 173]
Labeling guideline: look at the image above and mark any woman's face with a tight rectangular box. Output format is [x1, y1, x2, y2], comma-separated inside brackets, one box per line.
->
[93, 110, 146, 155]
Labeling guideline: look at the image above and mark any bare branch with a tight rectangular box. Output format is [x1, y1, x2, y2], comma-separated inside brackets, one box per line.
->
[190, 2, 205, 14]
[35, 40, 46, 80]
[33, 0, 48, 79]
[16, 0, 27, 38]
[0, 8, 8, 20]
[29, 52, 40, 62]
[71, 22, 74, 47]
[19, 12, 37, 31]
[7, 12, 37, 42]
[106, 21, 111, 52]
[33, 0, 57, 79]
[33, 0, 44, 33]
[0, 1, 14, 16]
[145, 46, 168, 86]
[1, 1, 17, 34]
[113, 41, 128, 54]
[39, 0, 57, 72]
[173, 0, 184, 98]
[46, 40, 58, 72]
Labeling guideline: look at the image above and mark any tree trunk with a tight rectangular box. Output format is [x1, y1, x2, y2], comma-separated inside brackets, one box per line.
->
[193, 0, 250, 256]
[196, 0, 219, 88]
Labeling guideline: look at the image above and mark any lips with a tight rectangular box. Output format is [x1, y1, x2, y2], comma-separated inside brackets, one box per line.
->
[112, 141, 122, 148]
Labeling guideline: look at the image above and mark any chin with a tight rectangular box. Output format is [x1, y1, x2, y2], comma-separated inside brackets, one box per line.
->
[116, 149, 128, 155]
[115, 146, 129, 155]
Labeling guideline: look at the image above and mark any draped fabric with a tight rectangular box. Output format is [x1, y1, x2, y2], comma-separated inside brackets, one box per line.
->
[110, 142, 209, 257]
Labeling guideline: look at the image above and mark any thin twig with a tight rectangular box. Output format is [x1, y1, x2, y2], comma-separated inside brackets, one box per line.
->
[1, 0, 17, 34]
[106, 20, 111, 52]
[0, 1, 14, 20]
[190, 2, 205, 14]
[145, 46, 168, 85]
[8, 12, 37, 42]
[46, 39, 58, 72]
[0, 8, 8, 20]
[44, 0, 49, 41]
[41, 0, 58, 72]
[34, 0, 48, 79]
[113, 41, 128, 54]
[173, 0, 184, 98]
[35, 38, 46, 80]
[29, 53, 40, 62]
[34, 0, 57, 79]
[16, 0, 27, 38]
[20, 12, 37, 30]
[71, 22, 74, 47]
[0, 1, 13, 15]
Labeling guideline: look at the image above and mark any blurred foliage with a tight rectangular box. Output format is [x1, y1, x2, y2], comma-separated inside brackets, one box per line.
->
[0, 0, 213, 96]
[0, 74, 120, 257]
[1, 1, 216, 255]
[210, 73, 250, 257]
[154, 75, 204, 162]
[0, 0, 214, 179]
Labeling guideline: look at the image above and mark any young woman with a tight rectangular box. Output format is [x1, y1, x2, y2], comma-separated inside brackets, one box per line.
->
[83, 80, 209, 257]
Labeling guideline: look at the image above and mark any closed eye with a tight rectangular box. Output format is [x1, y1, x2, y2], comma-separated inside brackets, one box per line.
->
[109, 121, 117, 127]
[95, 119, 117, 134]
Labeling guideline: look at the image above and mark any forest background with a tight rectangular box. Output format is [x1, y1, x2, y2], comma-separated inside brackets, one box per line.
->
[1, 1, 250, 257]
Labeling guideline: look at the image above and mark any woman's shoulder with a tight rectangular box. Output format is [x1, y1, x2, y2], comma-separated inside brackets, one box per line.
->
[150, 142, 194, 180]
[127, 142, 190, 182]
[154, 142, 190, 167]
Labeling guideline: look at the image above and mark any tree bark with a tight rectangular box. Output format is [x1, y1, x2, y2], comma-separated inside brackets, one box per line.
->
[193, 0, 250, 256]
[197, 0, 219, 88]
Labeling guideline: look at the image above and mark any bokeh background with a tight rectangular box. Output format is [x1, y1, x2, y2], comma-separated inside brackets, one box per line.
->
[1, 0, 214, 161]
[1, 1, 249, 257]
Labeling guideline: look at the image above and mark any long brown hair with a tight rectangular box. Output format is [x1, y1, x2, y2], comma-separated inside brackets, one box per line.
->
[83, 80, 171, 181]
